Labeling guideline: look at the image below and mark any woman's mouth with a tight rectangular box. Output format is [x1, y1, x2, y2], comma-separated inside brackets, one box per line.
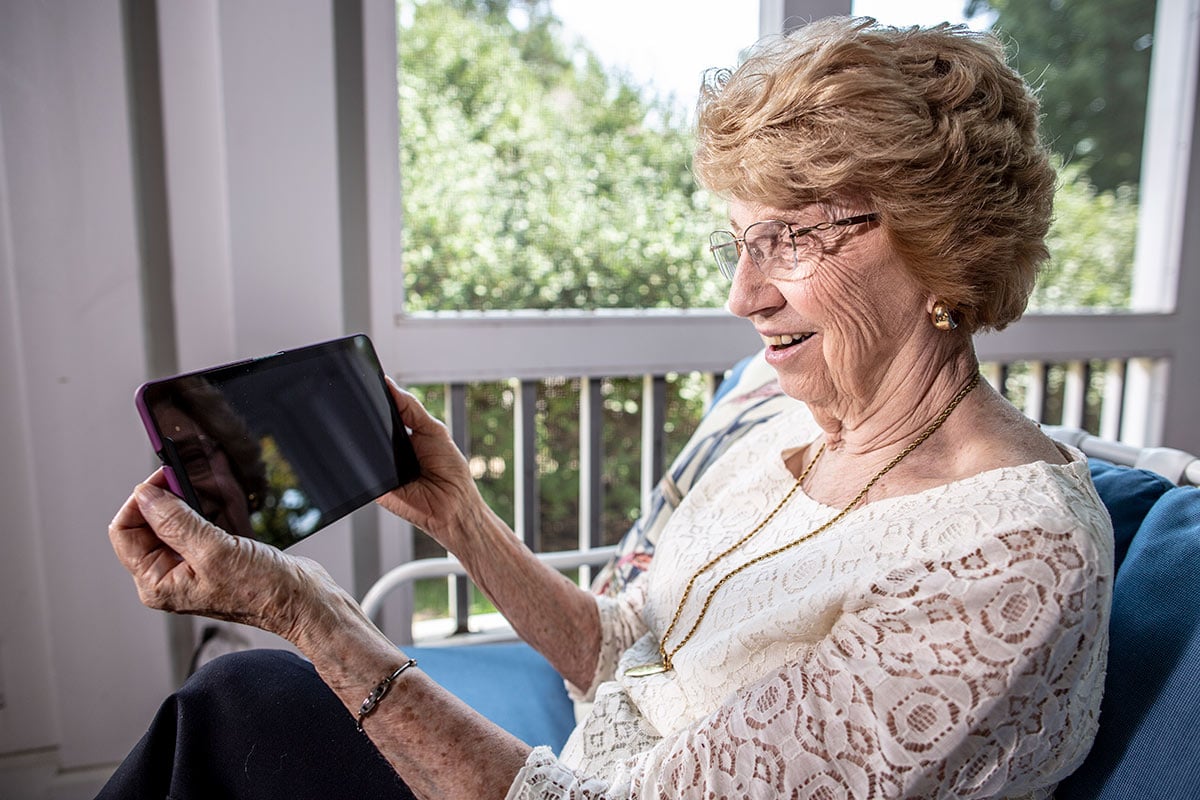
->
[763, 332, 815, 350]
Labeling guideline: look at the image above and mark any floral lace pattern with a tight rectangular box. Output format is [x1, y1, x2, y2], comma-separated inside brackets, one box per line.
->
[508, 404, 1113, 800]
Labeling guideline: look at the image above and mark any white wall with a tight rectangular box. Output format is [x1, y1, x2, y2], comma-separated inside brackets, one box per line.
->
[0, 0, 398, 774]
[0, 0, 173, 766]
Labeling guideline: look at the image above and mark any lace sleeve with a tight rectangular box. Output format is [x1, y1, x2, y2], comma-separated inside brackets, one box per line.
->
[512, 527, 1111, 799]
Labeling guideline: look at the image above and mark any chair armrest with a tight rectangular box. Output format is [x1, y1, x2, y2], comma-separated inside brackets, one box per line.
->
[1043, 425, 1200, 486]
[361, 545, 618, 629]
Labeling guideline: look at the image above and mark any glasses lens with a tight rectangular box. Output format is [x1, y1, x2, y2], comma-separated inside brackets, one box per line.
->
[743, 221, 795, 273]
[709, 231, 740, 278]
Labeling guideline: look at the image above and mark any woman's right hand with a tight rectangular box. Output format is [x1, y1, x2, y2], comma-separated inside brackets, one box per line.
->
[108, 470, 340, 644]
[377, 379, 486, 547]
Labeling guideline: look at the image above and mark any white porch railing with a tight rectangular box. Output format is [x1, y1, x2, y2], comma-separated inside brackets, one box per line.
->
[389, 308, 1185, 444]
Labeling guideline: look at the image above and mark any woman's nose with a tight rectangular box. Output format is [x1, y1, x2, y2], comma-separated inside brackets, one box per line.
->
[724, 254, 782, 319]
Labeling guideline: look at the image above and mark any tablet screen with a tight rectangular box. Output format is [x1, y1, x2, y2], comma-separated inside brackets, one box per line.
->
[136, 334, 419, 548]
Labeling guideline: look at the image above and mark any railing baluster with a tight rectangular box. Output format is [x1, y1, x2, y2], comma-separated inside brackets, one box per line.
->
[641, 374, 667, 513]
[1100, 359, 1127, 441]
[1025, 360, 1047, 423]
[514, 379, 540, 552]
[1061, 361, 1087, 429]
[652, 376, 666, 478]
[980, 362, 1003, 393]
[998, 363, 1012, 400]
[703, 370, 717, 408]
[446, 383, 471, 634]
[578, 377, 604, 587]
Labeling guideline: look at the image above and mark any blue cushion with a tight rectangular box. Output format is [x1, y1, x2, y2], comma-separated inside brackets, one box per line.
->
[1087, 458, 1174, 570]
[405, 642, 575, 753]
[1057, 485, 1200, 799]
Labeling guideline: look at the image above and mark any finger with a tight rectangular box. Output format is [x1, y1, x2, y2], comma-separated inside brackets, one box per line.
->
[134, 481, 227, 558]
[108, 484, 184, 580]
[108, 470, 176, 557]
[108, 488, 156, 566]
[385, 377, 442, 434]
[110, 485, 151, 534]
[111, 469, 171, 529]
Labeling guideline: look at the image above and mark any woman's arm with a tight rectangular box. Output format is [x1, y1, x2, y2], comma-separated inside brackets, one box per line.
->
[109, 476, 530, 799]
[375, 382, 601, 689]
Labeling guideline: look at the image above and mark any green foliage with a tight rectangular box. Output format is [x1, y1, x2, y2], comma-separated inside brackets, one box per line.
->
[250, 436, 317, 549]
[1032, 161, 1137, 310]
[962, 0, 1145, 309]
[399, 0, 726, 312]
[966, 0, 1155, 191]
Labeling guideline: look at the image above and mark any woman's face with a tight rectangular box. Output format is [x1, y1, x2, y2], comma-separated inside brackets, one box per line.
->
[724, 199, 933, 413]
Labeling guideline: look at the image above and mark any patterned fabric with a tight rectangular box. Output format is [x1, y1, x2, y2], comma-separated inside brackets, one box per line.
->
[508, 383, 1114, 799]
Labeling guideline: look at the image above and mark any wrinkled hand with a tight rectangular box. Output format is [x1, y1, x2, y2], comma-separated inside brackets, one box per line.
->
[108, 470, 332, 642]
[376, 381, 485, 547]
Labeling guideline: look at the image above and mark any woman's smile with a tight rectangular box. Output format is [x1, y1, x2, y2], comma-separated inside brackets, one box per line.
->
[760, 330, 817, 366]
[761, 331, 815, 348]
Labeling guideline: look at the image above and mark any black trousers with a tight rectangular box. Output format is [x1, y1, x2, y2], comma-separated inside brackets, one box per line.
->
[96, 649, 416, 800]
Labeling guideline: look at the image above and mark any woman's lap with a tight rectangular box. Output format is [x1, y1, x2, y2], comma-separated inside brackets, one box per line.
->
[96, 649, 415, 800]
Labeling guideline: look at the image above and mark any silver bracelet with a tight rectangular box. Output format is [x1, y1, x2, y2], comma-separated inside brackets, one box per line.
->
[356, 658, 418, 732]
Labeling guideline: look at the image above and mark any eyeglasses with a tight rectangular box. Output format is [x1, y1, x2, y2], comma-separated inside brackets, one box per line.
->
[709, 213, 879, 280]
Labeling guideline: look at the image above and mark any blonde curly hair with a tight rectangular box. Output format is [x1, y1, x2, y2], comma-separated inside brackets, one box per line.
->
[694, 17, 1055, 332]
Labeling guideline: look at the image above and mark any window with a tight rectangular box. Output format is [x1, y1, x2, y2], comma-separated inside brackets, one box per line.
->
[398, 0, 756, 313]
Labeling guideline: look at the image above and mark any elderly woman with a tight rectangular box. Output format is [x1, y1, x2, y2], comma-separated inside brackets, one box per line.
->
[102, 17, 1111, 800]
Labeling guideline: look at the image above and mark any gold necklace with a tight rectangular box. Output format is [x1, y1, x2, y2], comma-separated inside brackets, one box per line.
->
[625, 372, 980, 678]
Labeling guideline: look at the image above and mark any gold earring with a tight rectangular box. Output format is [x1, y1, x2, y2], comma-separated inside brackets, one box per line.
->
[931, 301, 958, 331]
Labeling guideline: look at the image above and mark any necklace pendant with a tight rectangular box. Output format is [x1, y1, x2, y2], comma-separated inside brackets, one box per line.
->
[624, 662, 669, 677]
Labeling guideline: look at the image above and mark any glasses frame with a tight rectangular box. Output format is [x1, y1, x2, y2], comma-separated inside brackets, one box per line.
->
[709, 212, 880, 280]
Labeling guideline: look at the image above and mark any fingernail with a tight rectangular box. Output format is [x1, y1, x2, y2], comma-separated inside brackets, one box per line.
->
[135, 482, 166, 505]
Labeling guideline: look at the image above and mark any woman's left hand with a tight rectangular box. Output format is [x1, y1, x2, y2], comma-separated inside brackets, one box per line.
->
[375, 381, 488, 550]
[108, 469, 333, 642]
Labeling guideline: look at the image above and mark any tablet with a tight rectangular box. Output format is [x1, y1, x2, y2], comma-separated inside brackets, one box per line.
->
[135, 334, 419, 549]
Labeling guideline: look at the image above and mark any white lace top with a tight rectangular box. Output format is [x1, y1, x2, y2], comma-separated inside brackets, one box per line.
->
[506, 403, 1114, 799]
